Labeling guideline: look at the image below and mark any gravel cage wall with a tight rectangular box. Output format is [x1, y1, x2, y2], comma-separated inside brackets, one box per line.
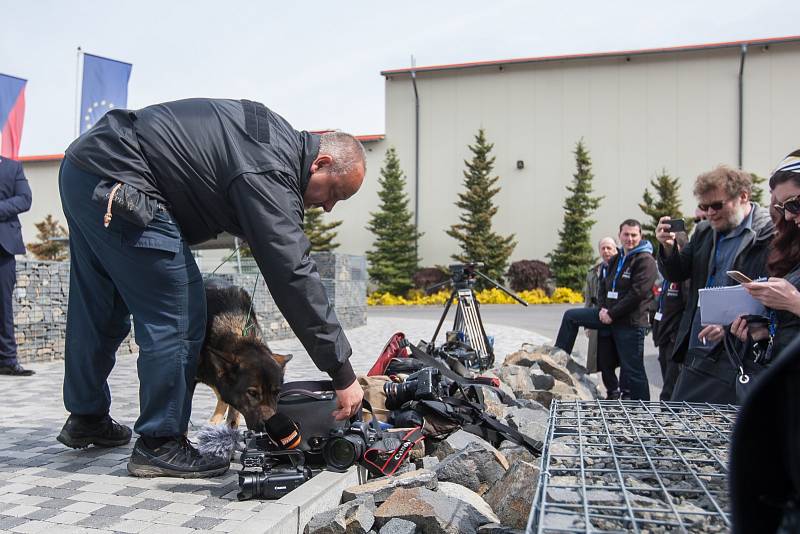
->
[527, 400, 738, 533]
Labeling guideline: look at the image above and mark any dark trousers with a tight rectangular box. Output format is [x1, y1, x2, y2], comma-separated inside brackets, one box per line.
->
[59, 160, 206, 437]
[657, 341, 682, 401]
[597, 332, 620, 395]
[555, 307, 650, 400]
[0, 252, 17, 366]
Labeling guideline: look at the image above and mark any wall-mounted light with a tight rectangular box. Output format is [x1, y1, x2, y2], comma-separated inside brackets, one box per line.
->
[516, 160, 525, 170]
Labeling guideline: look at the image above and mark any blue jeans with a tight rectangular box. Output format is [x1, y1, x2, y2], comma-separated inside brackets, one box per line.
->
[59, 159, 206, 437]
[555, 307, 650, 400]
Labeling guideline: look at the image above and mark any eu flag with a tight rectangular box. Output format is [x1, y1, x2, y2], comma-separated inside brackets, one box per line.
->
[80, 53, 132, 134]
[0, 73, 26, 159]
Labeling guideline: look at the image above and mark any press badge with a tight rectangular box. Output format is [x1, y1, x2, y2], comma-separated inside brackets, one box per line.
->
[654, 312, 663, 321]
[607, 291, 619, 299]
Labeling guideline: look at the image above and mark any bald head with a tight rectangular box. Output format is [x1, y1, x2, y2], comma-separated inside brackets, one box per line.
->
[304, 132, 366, 212]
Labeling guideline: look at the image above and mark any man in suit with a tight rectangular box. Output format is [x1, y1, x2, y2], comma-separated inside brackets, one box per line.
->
[0, 157, 33, 376]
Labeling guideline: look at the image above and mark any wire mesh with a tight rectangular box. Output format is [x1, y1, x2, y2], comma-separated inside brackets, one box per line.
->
[528, 400, 738, 534]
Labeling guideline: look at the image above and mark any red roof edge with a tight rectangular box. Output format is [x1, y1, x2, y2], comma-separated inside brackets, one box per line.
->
[381, 34, 800, 76]
[19, 154, 64, 162]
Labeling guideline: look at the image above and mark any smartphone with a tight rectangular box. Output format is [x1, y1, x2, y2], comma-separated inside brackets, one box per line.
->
[665, 219, 686, 233]
[727, 270, 753, 284]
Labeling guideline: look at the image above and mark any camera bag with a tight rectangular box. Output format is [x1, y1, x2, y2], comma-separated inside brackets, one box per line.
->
[276, 380, 349, 450]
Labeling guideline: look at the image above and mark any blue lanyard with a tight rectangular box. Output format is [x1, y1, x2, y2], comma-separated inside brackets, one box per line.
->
[657, 279, 670, 313]
[611, 255, 629, 292]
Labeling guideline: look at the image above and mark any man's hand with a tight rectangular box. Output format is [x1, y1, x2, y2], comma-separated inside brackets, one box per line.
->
[599, 308, 613, 325]
[332, 380, 364, 421]
[698, 324, 725, 345]
[744, 277, 800, 316]
[655, 215, 676, 254]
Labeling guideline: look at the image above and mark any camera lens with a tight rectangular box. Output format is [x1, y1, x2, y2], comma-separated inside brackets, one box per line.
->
[383, 380, 417, 410]
[323, 435, 366, 471]
[237, 472, 264, 501]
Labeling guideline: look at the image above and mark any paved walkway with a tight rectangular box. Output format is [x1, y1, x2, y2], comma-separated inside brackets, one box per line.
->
[0, 315, 548, 534]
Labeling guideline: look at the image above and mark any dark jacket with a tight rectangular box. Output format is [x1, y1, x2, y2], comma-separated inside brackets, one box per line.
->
[598, 242, 658, 328]
[771, 267, 800, 356]
[658, 205, 774, 362]
[730, 335, 800, 533]
[65, 98, 355, 388]
[651, 279, 690, 347]
[0, 158, 32, 255]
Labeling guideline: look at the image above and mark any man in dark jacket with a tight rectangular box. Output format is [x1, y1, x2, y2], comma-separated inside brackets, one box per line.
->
[0, 157, 33, 376]
[555, 219, 657, 400]
[56, 99, 366, 478]
[656, 165, 774, 403]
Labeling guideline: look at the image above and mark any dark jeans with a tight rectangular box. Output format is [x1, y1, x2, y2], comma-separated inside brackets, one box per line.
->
[59, 159, 206, 437]
[658, 341, 682, 401]
[555, 307, 650, 400]
[0, 253, 17, 366]
[597, 332, 620, 395]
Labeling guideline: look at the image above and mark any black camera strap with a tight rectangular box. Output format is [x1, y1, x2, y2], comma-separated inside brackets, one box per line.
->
[363, 426, 425, 477]
[407, 344, 517, 407]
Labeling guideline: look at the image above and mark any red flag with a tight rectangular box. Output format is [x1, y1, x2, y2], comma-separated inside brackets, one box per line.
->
[0, 73, 27, 159]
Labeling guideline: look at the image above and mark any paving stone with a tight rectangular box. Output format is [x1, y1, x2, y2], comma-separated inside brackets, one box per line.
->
[182, 516, 226, 530]
[75, 513, 120, 529]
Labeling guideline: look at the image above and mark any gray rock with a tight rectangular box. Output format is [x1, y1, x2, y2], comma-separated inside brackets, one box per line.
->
[530, 369, 555, 390]
[437, 482, 500, 525]
[434, 442, 506, 495]
[496, 365, 534, 395]
[481, 370, 517, 401]
[497, 442, 538, 466]
[484, 460, 540, 529]
[514, 398, 548, 411]
[504, 406, 549, 443]
[342, 469, 437, 504]
[378, 518, 417, 534]
[532, 357, 574, 386]
[417, 456, 440, 471]
[518, 389, 555, 408]
[477, 524, 525, 534]
[304, 496, 376, 534]
[433, 430, 509, 469]
[374, 487, 495, 533]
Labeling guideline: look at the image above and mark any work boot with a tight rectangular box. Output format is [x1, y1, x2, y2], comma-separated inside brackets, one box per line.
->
[606, 389, 621, 400]
[127, 436, 229, 478]
[57, 414, 132, 449]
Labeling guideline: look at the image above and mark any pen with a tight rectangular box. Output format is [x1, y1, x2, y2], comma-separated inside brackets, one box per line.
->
[702, 337, 706, 345]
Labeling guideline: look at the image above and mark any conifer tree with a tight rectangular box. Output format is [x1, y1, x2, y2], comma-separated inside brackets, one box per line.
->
[447, 128, 516, 288]
[547, 140, 603, 291]
[750, 173, 767, 206]
[304, 207, 341, 252]
[366, 147, 421, 295]
[639, 169, 693, 247]
[27, 214, 69, 261]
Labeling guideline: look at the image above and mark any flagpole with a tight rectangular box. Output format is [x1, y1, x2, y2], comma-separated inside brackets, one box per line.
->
[74, 46, 82, 138]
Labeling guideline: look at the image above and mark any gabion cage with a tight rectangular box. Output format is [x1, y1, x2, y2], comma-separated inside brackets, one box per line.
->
[528, 400, 738, 533]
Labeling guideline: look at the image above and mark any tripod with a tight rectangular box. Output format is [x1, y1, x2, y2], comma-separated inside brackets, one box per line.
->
[426, 263, 528, 370]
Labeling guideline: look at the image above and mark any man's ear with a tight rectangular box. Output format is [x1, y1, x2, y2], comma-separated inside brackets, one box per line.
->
[272, 352, 292, 369]
[310, 154, 333, 174]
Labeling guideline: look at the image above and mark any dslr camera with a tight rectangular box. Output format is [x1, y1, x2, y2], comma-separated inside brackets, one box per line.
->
[383, 367, 446, 411]
[237, 443, 312, 501]
[307, 421, 378, 472]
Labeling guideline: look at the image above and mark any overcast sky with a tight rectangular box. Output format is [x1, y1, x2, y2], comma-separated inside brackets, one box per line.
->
[3, 0, 799, 156]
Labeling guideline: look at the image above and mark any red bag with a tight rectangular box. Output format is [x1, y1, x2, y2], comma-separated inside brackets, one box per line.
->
[367, 332, 411, 376]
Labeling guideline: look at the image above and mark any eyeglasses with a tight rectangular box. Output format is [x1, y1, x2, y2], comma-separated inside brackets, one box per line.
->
[773, 194, 800, 216]
[697, 200, 727, 212]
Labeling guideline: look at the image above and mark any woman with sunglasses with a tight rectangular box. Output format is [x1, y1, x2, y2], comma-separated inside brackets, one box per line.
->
[729, 150, 800, 534]
[730, 151, 800, 355]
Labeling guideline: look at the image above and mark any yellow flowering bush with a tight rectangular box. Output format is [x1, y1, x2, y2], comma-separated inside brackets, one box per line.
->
[368, 286, 583, 306]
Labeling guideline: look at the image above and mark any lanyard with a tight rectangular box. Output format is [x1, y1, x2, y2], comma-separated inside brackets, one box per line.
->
[657, 279, 670, 313]
[764, 309, 778, 362]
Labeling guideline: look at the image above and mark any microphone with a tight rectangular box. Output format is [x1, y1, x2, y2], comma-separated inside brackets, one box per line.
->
[265, 413, 302, 450]
[195, 423, 243, 458]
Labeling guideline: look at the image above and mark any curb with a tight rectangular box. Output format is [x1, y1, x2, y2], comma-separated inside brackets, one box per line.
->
[239, 466, 366, 534]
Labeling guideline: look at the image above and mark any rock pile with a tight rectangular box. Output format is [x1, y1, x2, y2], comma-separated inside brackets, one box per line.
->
[304, 343, 599, 534]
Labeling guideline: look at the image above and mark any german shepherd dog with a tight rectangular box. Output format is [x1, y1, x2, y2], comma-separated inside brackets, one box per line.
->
[196, 278, 291, 432]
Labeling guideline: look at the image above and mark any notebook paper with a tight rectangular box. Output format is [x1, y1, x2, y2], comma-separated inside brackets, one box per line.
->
[698, 284, 765, 326]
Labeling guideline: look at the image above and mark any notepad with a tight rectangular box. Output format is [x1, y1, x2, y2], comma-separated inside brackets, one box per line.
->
[698, 284, 765, 325]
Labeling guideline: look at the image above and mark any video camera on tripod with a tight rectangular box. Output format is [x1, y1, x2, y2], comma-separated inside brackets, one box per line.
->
[426, 262, 527, 371]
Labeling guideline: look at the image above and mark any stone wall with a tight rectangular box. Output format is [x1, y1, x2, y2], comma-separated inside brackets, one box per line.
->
[14, 254, 367, 363]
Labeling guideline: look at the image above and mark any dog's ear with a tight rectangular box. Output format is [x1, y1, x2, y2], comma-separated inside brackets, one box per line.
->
[206, 346, 240, 377]
[271, 352, 292, 368]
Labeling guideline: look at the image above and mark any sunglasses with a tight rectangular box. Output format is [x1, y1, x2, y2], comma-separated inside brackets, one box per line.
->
[773, 194, 800, 216]
[697, 200, 727, 212]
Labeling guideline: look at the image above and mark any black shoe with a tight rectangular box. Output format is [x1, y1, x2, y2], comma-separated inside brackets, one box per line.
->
[127, 436, 230, 478]
[606, 389, 621, 400]
[57, 414, 132, 449]
[0, 363, 34, 376]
